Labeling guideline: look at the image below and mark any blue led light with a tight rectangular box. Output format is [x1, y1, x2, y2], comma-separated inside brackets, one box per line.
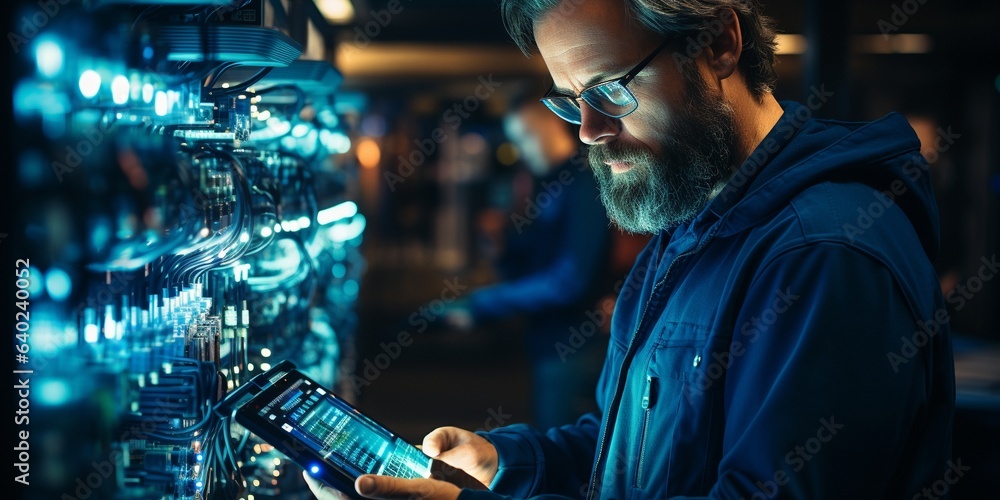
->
[45, 267, 72, 302]
[328, 214, 366, 242]
[310, 465, 320, 474]
[38, 379, 72, 406]
[344, 279, 359, 297]
[154, 91, 168, 116]
[111, 75, 130, 105]
[332, 263, 346, 279]
[26, 265, 45, 296]
[79, 70, 101, 99]
[317, 201, 358, 225]
[291, 123, 310, 138]
[35, 39, 64, 78]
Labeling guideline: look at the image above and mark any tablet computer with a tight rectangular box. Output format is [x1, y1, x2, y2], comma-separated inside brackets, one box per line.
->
[231, 361, 486, 498]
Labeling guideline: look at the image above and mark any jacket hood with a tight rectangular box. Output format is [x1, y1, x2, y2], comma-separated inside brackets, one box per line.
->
[704, 101, 942, 261]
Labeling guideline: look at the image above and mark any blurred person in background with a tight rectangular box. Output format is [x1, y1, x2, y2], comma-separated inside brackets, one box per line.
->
[444, 89, 613, 431]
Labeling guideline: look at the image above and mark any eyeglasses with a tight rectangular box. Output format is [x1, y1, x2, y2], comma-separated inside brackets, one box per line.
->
[540, 38, 673, 125]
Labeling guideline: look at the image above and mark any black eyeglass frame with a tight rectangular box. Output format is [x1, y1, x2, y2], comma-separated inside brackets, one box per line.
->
[539, 37, 675, 125]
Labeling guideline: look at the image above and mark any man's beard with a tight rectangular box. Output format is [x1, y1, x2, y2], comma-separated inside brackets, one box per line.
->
[589, 65, 739, 234]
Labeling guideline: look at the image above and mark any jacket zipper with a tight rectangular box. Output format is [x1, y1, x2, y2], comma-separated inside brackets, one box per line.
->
[586, 227, 717, 500]
[587, 244, 696, 500]
[635, 375, 657, 489]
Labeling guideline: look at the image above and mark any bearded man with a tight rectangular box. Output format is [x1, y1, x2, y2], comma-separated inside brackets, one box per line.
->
[306, 1, 955, 498]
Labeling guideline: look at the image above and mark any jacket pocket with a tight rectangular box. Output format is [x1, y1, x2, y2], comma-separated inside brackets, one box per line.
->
[631, 325, 727, 495]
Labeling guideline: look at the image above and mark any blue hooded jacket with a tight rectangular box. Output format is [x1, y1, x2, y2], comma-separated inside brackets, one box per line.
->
[458, 102, 956, 499]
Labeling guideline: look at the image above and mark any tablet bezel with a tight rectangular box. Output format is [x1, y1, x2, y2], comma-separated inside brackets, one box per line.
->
[233, 366, 431, 498]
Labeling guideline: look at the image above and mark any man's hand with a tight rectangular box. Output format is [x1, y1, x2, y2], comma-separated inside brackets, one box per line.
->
[302, 472, 350, 500]
[422, 426, 499, 487]
[302, 427, 497, 500]
[303, 471, 461, 500]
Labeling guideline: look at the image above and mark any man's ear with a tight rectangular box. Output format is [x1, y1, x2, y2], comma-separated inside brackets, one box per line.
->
[705, 7, 742, 80]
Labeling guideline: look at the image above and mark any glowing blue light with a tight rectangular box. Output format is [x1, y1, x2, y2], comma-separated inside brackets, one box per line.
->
[301, 129, 320, 157]
[79, 70, 102, 98]
[291, 123, 310, 138]
[38, 379, 72, 406]
[317, 201, 358, 225]
[103, 305, 117, 339]
[266, 117, 291, 135]
[84, 324, 99, 343]
[297, 216, 311, 229]
[239, 232, 250, 243]
[260, 226, 273, 238]
[196, 453, 204, 463]
[25, 265, 45, 296]
[154, 91, 168, 116]
[344, 279, 359, 297]
[196, 481, 204, 490]
[280, 136, 297, 150]
[329, 214, 367, 243]
[310, 465, 320, 474]
[45, 267, 72, 302]
[111, 75, 130, 105]
[142, 83, 154, 103]
[332, 263, 346, 279]
[143, 46, 154, 60]
[35, 40, 64, 78]
[324, 131, 352, 154]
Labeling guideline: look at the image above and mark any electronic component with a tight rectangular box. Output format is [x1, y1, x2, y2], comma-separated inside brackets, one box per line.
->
[12, 0, 363, 497]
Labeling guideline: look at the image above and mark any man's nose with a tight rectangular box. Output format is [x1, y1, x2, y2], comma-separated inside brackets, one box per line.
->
[578, 102, 621, 145]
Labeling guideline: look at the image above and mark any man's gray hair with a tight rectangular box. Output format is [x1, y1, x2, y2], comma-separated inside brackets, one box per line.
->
[501, 0, 779, 97]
